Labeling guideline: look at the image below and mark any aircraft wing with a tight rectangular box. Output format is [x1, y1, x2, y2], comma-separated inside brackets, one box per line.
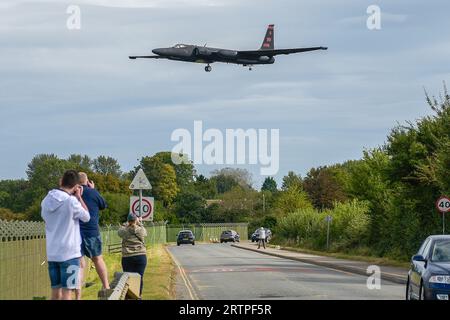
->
[129, 55, 166, 59]
[238, 46, 327, 56]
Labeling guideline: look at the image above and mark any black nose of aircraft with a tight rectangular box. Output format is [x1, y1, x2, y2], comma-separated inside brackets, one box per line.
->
[152, 48, 165, 55]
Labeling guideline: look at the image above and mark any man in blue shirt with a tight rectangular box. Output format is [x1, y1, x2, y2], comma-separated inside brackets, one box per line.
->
[76, 172, 110, 299]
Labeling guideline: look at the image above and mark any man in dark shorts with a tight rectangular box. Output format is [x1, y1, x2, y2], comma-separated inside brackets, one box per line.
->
[76, 172, 109, 299]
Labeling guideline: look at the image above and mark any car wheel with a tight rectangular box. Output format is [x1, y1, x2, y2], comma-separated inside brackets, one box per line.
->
[177, 243, 180, 246]
[192, 242, 195, 246]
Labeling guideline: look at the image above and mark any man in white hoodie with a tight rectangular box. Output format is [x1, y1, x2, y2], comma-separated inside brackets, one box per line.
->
[41, 170, 90, 300]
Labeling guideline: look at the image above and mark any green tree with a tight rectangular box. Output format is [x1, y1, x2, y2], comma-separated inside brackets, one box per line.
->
[152, 152, 195, 188]
[92, 156, 122, 177]
[67, 154, 92, 172]
[215, 186, 259, 222]
[274, 185, 313, 216]
[281, 171, 303, 191]
[139, 155, 179, 206]
[26, 154, 68, 200]
[173, 190, 206, 223]
[192, 174, 217, 199]
[100, 193, 130, 225]
[0, 180, 31, 212]
[211, 168, 252, 189]
[261, 177, 278, 193]
[303, 166, 348, 209]
[210, 174, 239, 194]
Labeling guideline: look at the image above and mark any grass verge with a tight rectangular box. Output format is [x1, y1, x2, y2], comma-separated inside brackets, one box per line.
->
[82, 244, 176, 300]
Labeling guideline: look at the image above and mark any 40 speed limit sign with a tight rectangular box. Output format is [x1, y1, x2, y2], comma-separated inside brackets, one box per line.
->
[130, 196, 154, 221]
[436, 196, 450, 213]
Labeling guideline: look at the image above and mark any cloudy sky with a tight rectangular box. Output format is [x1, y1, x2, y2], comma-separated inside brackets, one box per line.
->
[1, 0, 449, 187]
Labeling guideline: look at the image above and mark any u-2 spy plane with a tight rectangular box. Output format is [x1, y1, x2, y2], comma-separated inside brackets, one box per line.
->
[129, 24, 327, 72]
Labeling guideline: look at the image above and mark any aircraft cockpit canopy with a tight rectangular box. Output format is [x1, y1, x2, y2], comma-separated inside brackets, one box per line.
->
[173, 44, 187, 49]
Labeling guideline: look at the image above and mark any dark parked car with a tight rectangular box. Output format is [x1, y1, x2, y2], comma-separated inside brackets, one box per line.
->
[251, 228, 272, 242]
[406, 235, 450, 300]
[220, 230, 240, 243]
[177, 230, 195, 246]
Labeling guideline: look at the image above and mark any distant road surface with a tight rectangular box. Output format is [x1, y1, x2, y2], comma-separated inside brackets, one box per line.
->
[167, 243, 404, 300]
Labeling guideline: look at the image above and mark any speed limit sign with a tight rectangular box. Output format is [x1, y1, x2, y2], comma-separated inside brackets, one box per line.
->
[436, 196, 450, 213]
[130, 196, 154, 221]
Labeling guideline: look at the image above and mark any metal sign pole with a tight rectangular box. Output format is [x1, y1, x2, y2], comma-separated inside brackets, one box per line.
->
[326, 219, 330, 250]
[443, 213, 445, 235]
[139, 189, 143, 218]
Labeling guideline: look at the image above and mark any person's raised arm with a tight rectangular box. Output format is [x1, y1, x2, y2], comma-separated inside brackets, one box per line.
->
[72, 186, 90, 222]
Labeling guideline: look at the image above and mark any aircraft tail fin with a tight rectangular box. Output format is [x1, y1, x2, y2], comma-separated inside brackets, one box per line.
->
[260, 24, 274, 50]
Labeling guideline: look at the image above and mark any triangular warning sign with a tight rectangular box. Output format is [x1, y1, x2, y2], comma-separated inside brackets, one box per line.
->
[129, 169, 152, 190]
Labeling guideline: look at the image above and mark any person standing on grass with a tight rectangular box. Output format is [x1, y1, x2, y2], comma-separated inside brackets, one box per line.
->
[41, 170, 90, 300]
[118, 213, 148, 298]
[75, 172, 109, 300]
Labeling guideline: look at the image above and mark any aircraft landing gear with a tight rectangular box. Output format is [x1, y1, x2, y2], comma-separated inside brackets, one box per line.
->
[205, 65, 212, 72]
[249, 66, 253, 71]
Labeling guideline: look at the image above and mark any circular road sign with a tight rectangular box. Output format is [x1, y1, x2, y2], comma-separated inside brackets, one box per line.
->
[131, 198, 153, 219]
[436, 196, 450, 213]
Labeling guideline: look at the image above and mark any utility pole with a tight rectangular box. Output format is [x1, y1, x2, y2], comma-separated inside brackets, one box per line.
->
[262, 193, 266, 213]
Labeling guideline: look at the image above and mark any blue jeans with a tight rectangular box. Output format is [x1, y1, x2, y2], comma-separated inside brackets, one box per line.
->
[48, 258, 80, 289]
[122, 255, 147, 296]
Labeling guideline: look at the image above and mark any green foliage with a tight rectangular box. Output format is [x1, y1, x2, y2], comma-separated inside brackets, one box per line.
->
[0, 180, 31, 212]
[153, 200, 179, 224]
[67, 154, 92, 172]
[173, 190, 207, 223]
[210, 167, 252, 192]
[193, 175, 217, 199]
[261, 177, 278, 193]
[99, 193, 130, 225]
[92, 156, 122, 177]
[276, 200, 370, 251]
[138, 155, 179, 206]
[89, 173, 130, 194]
[303, 165, 349, 209]
[26, 154, 68, 200]
[0, 208, 26, 221]
[213, 186, 259, 222]
[273, 185, 313, 216]
[151, 152, 195, 188]
[281, 171, 303, 191]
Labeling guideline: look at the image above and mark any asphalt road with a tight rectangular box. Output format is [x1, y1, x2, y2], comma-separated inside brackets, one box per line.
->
[168, 243, 405, 300]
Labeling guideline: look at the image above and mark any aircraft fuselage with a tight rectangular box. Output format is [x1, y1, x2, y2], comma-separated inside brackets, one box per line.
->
[153, 45, 275, 66]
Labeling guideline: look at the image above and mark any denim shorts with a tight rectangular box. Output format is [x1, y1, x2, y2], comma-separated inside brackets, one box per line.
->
[48, 258, 80, 289]
[81, 235, 103, 258]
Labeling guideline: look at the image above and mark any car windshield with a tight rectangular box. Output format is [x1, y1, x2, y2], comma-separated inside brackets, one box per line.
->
[431, 240, 450, 262]
[179, 232, 192, 237]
